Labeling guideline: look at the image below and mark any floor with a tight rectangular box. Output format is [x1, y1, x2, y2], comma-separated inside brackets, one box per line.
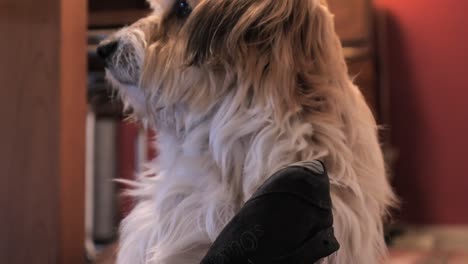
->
[388, 250, 468, 264]
[387, 226, 468, 264]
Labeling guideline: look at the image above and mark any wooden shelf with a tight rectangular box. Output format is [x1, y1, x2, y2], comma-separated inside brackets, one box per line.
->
[89, 9, 150, 28]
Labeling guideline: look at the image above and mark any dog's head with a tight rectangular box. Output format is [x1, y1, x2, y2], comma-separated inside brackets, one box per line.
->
[98, 0, 344, 126]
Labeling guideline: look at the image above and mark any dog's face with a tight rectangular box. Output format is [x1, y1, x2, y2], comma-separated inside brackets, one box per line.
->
[98, 0, 339, 125]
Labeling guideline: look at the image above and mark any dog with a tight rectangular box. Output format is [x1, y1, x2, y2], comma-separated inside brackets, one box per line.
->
[98, 0, 396, 263]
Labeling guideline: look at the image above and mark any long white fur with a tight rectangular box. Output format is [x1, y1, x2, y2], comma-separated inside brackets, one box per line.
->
[103, 0, 396, 263]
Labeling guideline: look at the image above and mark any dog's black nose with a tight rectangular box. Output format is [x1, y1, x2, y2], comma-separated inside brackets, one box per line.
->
[97, 40, 119, 61]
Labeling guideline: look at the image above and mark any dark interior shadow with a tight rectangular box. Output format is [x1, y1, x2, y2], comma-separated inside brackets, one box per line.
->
[383, 12, 434, 224]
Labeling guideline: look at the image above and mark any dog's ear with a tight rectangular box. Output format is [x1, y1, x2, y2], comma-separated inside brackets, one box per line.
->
[185, 0, 310, 65]
[185, 0, 343, 74]
[185, 1, 253, 65]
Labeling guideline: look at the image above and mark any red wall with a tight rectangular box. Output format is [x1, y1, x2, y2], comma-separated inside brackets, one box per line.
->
[374, 0, 468, 224]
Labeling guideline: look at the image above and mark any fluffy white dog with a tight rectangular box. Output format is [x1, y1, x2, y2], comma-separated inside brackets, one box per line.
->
[98, 0, 396, 263]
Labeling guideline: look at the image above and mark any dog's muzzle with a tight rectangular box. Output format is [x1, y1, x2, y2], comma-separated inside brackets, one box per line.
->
[97, 37, 142, 85]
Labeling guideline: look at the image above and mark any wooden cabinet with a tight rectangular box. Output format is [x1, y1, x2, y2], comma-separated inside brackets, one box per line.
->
[328, 0, 374, 44]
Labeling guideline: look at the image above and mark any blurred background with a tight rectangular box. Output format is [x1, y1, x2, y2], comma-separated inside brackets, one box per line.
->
[1, 0, 467, 263]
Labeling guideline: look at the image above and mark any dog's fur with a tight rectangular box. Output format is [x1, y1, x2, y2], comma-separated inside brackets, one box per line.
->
[103, 0, 396, 263]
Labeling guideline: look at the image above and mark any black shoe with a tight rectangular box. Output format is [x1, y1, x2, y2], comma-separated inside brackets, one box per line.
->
[200, 161, 340, 264]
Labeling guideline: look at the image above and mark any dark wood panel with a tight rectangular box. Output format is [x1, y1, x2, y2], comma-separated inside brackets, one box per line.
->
[89, 9, 150, 28]
[348, 57, 379, 117]
[89, 0, 148, 11]
[88, 0, 150, 28]
[328, 0, 373, 45]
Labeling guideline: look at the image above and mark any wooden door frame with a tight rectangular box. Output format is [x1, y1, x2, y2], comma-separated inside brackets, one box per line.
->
[0, 0, 87, 263]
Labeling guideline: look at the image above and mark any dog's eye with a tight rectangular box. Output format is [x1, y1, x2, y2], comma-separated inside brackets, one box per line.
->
[174, 0, 192, 18]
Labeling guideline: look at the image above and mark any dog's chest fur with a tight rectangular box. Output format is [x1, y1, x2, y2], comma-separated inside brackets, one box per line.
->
[118, 107, 330, 261]
[118, 87, 392, 264]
